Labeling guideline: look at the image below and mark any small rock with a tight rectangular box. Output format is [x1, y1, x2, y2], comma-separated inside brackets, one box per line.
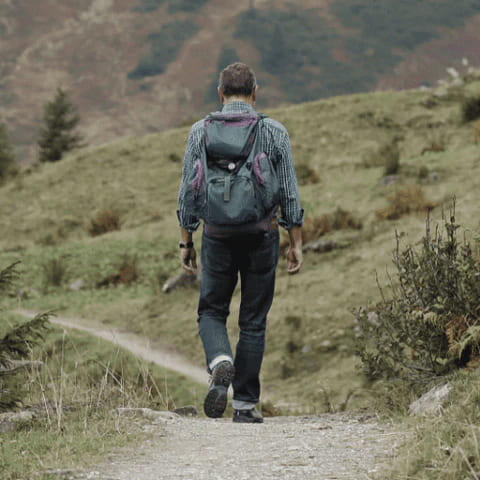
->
[428, 171, 441, 182]
[303, 239, 339, 253]
[116, 408, 180, 423]
[0, 411, 35, 433]
[70, 279, 85, 291]
[409, 383, 452, 416]
[174, 405, 198, 417]
[379, 175, 399, 186]
[163, 270, 199, 293]
[301, 344, 312, 354]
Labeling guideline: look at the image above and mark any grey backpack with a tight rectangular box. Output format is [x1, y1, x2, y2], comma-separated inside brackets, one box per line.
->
[185, 112, 280, 226]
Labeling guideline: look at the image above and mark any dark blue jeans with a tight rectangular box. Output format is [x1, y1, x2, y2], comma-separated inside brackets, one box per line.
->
[198, 229, 280, 405]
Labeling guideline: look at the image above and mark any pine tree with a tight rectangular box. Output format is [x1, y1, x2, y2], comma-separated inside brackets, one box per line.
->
[0, 123, 15, 181]
[0, 262, 50, 410]
[37, 88, 84, 163]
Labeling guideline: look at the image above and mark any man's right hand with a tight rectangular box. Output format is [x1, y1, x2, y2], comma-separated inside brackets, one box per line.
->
[181, 247, 197, 275]
[287, 245, 303, 274]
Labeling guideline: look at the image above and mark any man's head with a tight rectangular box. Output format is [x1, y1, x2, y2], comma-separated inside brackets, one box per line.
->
[218, 62, 257, 105]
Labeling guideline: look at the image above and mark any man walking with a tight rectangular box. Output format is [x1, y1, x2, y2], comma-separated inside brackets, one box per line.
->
[177, 63, 303, 423]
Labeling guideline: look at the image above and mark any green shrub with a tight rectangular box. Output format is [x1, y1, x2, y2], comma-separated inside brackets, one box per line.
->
[355, 206, 480, 385]
[381, 141, 400, 176]
[42, 257, 67, 289]
[128, 20, 199, 80]
[461, 95, 480, 123]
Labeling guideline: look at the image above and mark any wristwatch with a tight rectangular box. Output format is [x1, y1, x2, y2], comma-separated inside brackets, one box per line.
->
[179, 241, 194, 249]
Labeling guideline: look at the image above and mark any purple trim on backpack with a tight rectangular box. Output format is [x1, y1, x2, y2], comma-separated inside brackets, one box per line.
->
[205, 114, 259, 137]
[191, 160, 204, 193]
[253, 152, 267, 184]
[219, 114, 259, 128]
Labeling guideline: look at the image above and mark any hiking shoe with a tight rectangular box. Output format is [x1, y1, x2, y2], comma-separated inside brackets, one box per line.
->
[203, 361, 235, 418]
[233, 408, 264, 424]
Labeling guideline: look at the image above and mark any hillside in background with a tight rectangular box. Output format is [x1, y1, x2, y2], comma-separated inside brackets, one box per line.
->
[1, 0, 480, 162]
[1, 72, 480, 411]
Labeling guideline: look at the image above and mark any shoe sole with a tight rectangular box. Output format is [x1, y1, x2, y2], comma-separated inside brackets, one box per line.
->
[232, 414, 263, 423]
[203, 362, 235, 418]
[232, 414, 264, 424]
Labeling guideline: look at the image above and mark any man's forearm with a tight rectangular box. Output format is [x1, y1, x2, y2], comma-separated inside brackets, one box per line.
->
[180, 227, 194, 244]
[288, 225, 302, 248]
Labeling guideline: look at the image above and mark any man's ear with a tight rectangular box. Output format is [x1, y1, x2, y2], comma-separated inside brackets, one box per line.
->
[218, 88, 225, 104]
[252, 85, 258, 104]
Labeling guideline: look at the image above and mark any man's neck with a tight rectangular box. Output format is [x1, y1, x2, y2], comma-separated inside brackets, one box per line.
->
[223, 96, 254, 106]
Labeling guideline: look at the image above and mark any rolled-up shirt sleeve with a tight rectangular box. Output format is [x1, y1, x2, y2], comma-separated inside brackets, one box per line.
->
[275, 129, 304, 230]
[177, 122, 203, 232]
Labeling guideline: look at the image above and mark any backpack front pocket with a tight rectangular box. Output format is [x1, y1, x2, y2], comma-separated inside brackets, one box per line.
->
[206, 176, 261, 225]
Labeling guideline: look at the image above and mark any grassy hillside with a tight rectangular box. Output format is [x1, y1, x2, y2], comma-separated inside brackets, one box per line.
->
[1, 75, 480, 416]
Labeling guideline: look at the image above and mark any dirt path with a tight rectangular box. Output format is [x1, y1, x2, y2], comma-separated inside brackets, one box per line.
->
[15, 309, 404, 479]
[14, 309, 208, 385]
[77, 413, 402, 480]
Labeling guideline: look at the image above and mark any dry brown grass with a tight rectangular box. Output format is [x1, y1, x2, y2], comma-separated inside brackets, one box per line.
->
[87, 209, 122, 237]
[295, 163, 321, 186]
[280, 208, 362, 252]
[96, 255, 139, 288]
[376, 185, 436, 220]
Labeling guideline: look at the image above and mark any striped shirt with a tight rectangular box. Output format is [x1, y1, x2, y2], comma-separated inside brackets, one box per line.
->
[177, 101, 304, 232]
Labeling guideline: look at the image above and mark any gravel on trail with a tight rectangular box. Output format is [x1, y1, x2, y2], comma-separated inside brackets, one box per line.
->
[74, 413, 403, 480]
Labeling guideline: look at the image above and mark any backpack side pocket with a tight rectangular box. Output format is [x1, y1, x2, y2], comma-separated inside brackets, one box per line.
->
[253, 152, 280, 211]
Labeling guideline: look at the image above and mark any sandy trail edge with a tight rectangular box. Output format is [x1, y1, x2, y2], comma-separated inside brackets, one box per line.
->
[13, 308, 208, 385]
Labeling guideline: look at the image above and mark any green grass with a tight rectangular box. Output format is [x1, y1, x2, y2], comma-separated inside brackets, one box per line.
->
[0, 315, 202, 479]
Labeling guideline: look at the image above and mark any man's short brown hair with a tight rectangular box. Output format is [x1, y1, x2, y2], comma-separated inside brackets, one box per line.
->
[218, 63, 256, 97]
